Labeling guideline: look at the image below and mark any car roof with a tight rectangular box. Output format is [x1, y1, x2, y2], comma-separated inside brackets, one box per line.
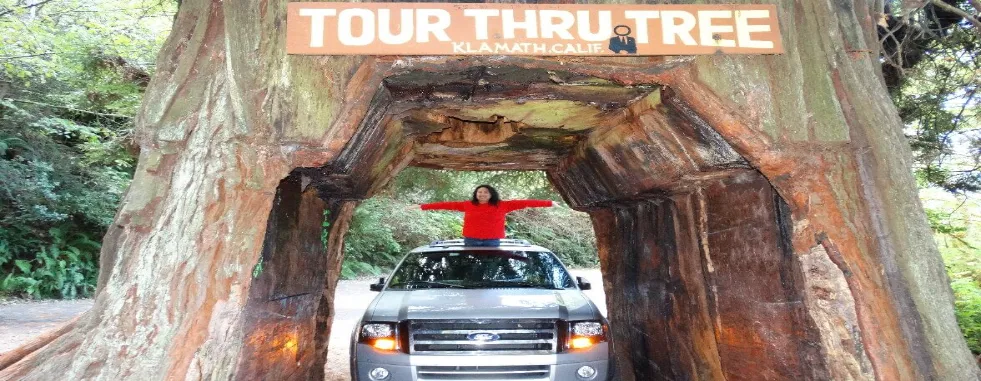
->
[408, 239, 552, 253]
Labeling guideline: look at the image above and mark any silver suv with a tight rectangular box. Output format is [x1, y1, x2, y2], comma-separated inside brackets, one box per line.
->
[350, 239, 610, 381]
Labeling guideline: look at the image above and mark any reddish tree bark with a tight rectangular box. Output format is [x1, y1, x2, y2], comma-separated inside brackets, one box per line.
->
[1, 0, 977, 380]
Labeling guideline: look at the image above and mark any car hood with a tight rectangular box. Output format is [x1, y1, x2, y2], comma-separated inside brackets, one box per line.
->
[365, 288, 602, 322]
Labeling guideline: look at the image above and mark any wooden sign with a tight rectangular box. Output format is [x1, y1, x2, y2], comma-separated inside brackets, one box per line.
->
[286, 3, 783, 56]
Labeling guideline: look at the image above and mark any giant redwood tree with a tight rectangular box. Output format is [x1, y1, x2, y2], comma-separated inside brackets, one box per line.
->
[1, 1, 979, 380]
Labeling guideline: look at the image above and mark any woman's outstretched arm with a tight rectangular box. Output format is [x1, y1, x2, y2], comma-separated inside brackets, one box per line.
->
[419, 201, 468, 211]
[501, 200, 554, 212]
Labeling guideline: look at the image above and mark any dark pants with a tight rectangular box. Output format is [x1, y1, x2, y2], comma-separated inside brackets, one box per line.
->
[464, 238, 501, 247]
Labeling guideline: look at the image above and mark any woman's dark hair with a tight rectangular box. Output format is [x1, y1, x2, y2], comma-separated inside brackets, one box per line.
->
[471, 185, 501, 206]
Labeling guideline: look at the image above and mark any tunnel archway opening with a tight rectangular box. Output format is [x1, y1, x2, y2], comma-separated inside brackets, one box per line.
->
[241, 64, 837, 380]
[337, 167, 598, 274]
[326, 166, 602, 379]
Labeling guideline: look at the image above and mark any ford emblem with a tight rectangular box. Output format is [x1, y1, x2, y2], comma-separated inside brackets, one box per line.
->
[466, 332, 500, 342]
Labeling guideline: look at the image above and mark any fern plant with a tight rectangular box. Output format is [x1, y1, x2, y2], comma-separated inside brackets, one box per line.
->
[0, 228, 99, 298]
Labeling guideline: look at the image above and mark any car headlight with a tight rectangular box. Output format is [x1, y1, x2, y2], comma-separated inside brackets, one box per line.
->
[572, 321, 604, 336]
[359, 322, 398, 351]
[566, 321, 608, 350]
[369, 367, 391, 380]
[577, 365, 598, 379]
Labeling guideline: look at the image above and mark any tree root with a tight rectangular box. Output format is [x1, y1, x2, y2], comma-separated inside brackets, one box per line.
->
[0, 315, 80, 371]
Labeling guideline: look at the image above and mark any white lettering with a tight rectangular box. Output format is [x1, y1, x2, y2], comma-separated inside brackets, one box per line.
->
[735, 10, 774, 49]
[378, 9, 413, 45]
[463, 9, 499, 40]
[298, 8, 337, 48]
[494, 42, 513, 53]
[453, 41, 466, 53]
[338, 8, 374, 46]
[540, 10, 575, 39]
[502, 10, 538, 39]
[576, 10, 612, 42]
[699, 10, 735, 47]
[624, 11, 660, 44]
[662, 11, 697, 45]
[416, 9, 452, 42]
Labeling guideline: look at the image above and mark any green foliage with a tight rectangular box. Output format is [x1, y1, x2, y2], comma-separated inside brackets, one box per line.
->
[0, 0, 176, 298]
[1, 227, 100, 298]
[507, 205, 597, 268]
[251, 257, 264, 279]
[884, 1, 980, 193]
[950, 269, 981, 354]
[923, 189, 981, 354]
[342, 196, 461, 279]
[385, 167, 559, 202]
[1, 1, 173, 92]
[883, 1, 981, 352]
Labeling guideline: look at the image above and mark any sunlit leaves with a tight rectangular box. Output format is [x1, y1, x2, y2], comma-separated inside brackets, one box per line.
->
[0, 0, 177, 298]
[922, 188, 981, 354]
[1, 0, 175, 85]
[385, 167, 559, 203]
[888, 2, 981, 193]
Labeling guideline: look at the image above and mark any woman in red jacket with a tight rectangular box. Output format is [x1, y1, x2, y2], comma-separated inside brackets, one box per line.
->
[420, 185, 554, 246]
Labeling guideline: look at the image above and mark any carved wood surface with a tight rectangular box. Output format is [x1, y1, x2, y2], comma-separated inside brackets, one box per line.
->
[1, 1, 977, 380]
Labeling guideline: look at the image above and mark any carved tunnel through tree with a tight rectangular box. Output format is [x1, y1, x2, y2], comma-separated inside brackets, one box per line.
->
[3, 1, 973, 379]
[241, 66, 833, 380]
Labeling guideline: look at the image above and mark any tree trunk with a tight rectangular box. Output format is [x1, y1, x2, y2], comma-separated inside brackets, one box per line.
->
[2, 0, 977, 380]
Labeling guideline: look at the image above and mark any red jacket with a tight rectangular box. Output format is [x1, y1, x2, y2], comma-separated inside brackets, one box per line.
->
[420, 200, 554, 239]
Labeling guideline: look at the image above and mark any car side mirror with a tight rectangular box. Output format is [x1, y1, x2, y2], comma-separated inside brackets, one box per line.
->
[370, 277, 385, 292]
[576, 276, 591, 291]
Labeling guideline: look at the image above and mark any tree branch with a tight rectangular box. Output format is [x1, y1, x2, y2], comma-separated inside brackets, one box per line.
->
[929, 0, 981, 32]
[0, 52, 54, 60]
[0, 315, 80, 371]
[5, 98, 133, 119]
[0, 0, 57, 18]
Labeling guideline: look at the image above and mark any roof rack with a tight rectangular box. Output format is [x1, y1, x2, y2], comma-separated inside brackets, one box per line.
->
[429, 239, 465, 246]
[428, 238, 532, 247]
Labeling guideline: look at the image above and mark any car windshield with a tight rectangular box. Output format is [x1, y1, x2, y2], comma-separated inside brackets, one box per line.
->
[387, 250, 575, 290]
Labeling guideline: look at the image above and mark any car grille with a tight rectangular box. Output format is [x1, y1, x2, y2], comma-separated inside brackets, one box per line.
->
[416, 365, 551, 381]
[408, 319, 558, 354]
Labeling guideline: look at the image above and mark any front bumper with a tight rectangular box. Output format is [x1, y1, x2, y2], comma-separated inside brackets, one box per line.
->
[352, 342, 610, 381]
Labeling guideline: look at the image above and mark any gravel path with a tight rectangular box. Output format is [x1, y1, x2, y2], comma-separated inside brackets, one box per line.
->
[325, 278, 375, 381]
[0, 269, 604, 380]
[0, 298, 94, 353]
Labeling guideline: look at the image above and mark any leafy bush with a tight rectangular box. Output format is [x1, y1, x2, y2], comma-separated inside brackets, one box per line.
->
[1, 228, 100, 298]
[0, 94, 132, 299]
[342, 196, 461, 279]
[941, 240, 981, 355]
[0, 0, 174, 299]
[385, 167, 557, 202]
[950, 274, 981, 354]
[924, 190, 981, 354]
[507, 205, 597, 268]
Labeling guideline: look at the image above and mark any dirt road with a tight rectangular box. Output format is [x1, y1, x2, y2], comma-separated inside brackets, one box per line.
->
[1, 269, 604, 380]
